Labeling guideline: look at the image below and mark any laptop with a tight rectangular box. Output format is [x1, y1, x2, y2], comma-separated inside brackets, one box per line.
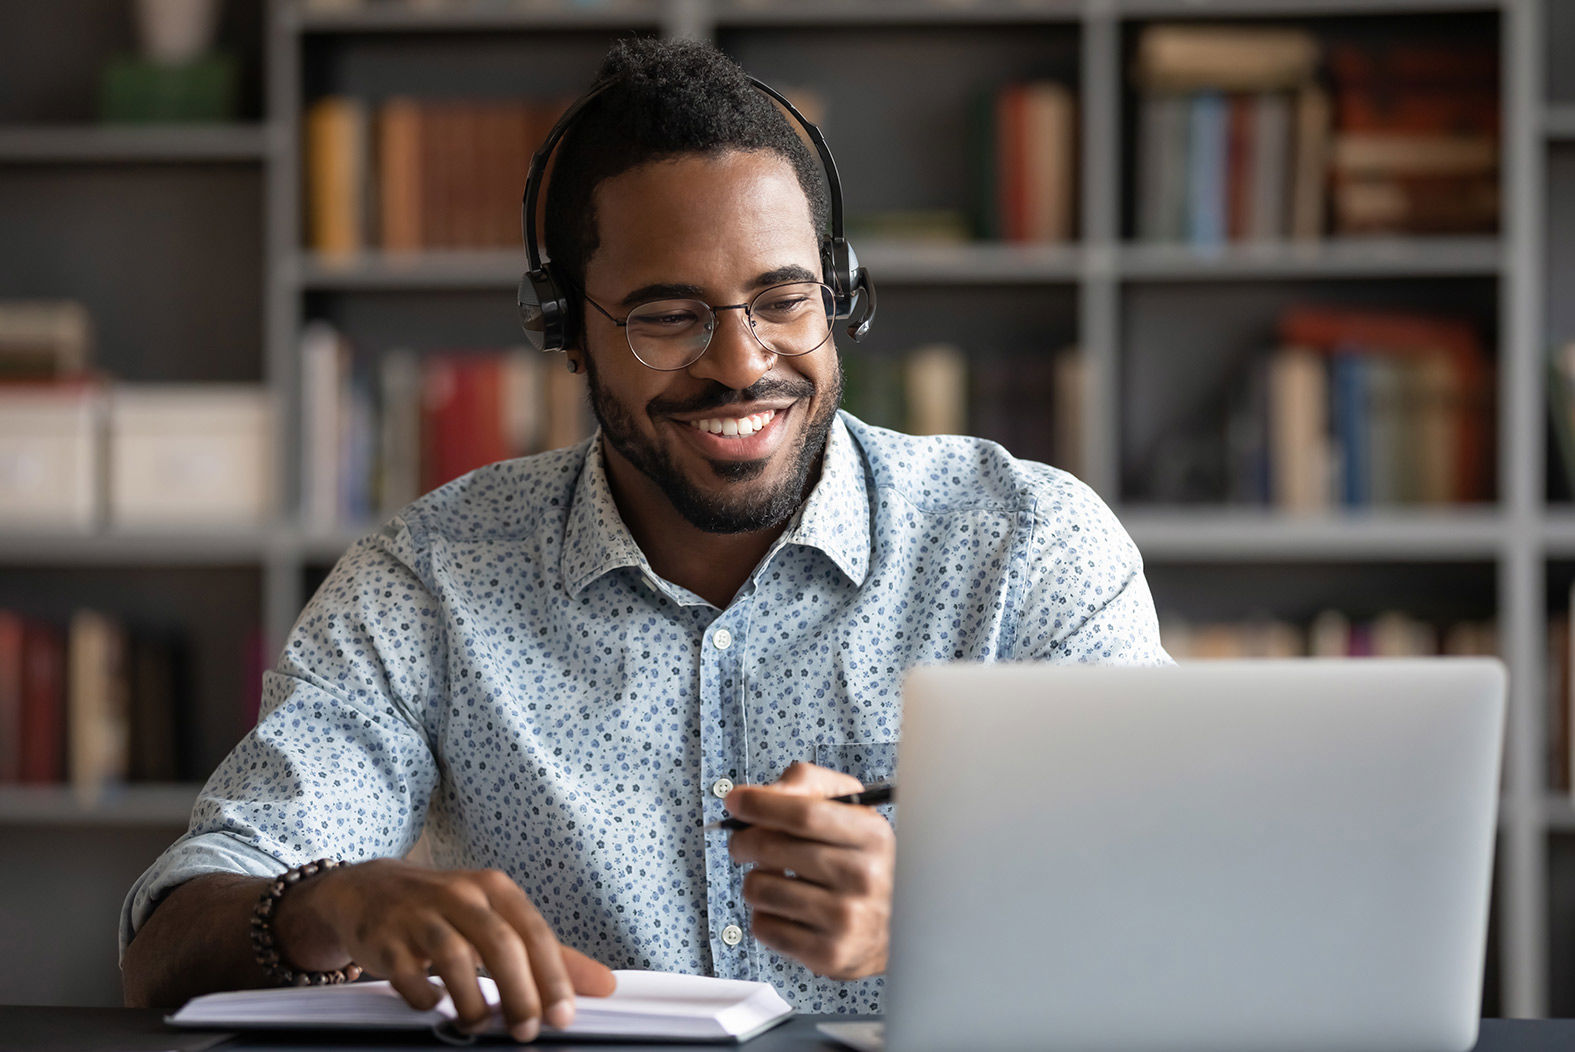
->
[832, 659, 1505, 1052]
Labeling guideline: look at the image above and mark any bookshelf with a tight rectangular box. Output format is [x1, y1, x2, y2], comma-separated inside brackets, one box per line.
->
[0, 0, 1566, 1017]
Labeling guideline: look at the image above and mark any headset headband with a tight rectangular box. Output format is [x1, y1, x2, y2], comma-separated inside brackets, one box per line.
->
[522, 76, 847, 271]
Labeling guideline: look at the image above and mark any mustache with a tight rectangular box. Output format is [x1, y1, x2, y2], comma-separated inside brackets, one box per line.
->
[647, 377, 815, 417]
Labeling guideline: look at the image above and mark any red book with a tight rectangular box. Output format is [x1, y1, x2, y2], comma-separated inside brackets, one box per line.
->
[996, 85, 1027, 242]
[420, 354, 510, 492]
[0, 611, 22, 782]
[1226, 94, 1254, 242]
[19, 621, 65, 784]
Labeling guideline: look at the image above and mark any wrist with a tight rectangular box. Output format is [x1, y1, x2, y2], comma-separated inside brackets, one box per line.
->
[254, 859, 359, 983]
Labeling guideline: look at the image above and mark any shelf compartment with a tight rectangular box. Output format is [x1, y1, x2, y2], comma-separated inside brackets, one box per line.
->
[1116, 237, 1503, 281]
[290, 250, 523, 290]
[290, 0, 663, 33]
[0, 125, 271, 165]
[292, 241, 1087, 288]
[0, 783, 201, 827]
[1112, 0, 1506, 16]
[1125, 508, 1506, 560]
[714, 0, 1082, 27]
[0, 529, 283, 566]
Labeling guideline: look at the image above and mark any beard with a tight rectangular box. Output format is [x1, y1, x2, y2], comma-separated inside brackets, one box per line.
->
[582, 352, 843, 535]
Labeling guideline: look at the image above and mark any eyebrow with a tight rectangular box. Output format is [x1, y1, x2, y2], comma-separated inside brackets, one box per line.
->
[617, 264, 820, 309]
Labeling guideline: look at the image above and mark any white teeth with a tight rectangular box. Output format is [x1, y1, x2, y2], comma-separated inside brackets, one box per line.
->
[689, 408, 775, 437]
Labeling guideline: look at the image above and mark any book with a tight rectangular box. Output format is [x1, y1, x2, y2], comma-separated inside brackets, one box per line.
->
[1134, 25, 1320, 93]
[904, 344, 968, 436]
[1137, 94, 1188, 242]
[67, 609, 130, 802]
[1186, 92, 1228, 249]
[0, 301, 93, 379]
[167, 971, 795, 1044]
[19, 620, 65, 784]
[304, 96, 368, 259]
[0, 611, 22, 781]
[1289, 84, 1331, 240]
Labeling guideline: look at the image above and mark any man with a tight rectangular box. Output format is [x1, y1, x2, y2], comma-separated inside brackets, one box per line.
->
[121, 38, 1168, 1042]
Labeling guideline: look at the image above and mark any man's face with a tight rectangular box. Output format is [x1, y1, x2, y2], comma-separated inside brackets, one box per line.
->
[577, 149, 842, 535]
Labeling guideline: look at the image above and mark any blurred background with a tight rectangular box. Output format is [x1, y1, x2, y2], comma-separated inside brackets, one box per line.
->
[0, 0, 1567, 1017]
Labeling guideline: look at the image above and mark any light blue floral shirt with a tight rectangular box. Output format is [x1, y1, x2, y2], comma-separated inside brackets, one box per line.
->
[122, 411, 1169, 1013]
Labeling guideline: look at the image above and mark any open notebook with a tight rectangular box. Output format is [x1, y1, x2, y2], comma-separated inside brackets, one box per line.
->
[167, 971, 794, 1044]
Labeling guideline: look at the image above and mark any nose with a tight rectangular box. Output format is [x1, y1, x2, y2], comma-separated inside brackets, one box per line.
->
[685, 306, 776, 391]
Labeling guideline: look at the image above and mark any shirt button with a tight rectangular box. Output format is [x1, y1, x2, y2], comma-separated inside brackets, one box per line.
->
[711, 778, 734, 798]
[712, 628, 733, 650]
[721, 924, 744, 947]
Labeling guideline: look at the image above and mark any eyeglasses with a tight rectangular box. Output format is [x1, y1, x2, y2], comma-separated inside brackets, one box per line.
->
[581, 281, 836, 372]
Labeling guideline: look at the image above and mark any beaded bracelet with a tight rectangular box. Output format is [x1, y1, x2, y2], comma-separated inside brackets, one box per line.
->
[249, 857, 363, 987]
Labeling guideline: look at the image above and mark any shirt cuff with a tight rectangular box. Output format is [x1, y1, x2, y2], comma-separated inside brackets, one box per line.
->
[119, 830, 291, 961]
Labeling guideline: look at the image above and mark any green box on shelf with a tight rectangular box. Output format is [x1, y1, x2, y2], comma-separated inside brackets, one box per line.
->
[98, 54, 239, 123]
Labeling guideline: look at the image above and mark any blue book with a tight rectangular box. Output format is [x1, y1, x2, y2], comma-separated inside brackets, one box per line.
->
[1187, 92, 1228, 250]
[1330, 352, 1370, 508]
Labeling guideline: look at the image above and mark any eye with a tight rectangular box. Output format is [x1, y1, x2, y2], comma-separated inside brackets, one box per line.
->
[629, 306, 703, 332]
[755, 294, 810, 318]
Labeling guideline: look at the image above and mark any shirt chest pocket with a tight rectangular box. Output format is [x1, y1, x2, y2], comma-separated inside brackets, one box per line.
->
[813, 740, 898, 825]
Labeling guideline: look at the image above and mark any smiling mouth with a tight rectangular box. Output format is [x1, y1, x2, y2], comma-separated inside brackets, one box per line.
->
[686, 408, 777, 437]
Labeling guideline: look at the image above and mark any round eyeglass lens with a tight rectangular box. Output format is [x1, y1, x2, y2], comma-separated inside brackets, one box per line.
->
[748, 282, 834, 357]
[623, 282, 834, 370]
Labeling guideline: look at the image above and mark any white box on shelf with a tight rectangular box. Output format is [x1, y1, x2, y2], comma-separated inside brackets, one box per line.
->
[109, 384, 277, 526]
[0, 383, 104, 530]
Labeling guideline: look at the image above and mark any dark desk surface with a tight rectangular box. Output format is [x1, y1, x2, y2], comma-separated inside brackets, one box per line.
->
[5, 1008, 1575, 1052]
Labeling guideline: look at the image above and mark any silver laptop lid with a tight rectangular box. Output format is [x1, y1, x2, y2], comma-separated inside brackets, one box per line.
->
[886, 659, 1504, 1052]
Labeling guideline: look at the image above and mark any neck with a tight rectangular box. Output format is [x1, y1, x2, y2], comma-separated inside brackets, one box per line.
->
[601, 441, 811, 609]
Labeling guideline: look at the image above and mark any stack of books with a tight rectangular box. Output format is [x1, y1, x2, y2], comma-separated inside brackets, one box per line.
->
[842, 344, 1085, 477]
[299, 323, 592, 528]
[1131, 24, 1327, 245]
[1326, 40, 1499, 236]
[1161, 609, 1496, 661]
[976, 81, 1077, 243]
[0, 609, 224, 795]
[1140, 307, 1493, 509]
[305, 95, 569, 258]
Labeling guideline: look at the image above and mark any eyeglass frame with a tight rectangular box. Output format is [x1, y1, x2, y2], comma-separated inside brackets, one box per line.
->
[575, 280, 837, 372]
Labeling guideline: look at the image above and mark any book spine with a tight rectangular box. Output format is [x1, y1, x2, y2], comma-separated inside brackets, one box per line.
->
[1187, 92, 1228, 250]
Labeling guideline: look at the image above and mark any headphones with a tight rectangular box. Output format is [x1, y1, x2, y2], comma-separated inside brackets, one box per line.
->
[516, 75, 876, 356]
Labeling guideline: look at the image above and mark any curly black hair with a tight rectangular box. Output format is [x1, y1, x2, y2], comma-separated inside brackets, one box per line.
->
[541, 37, 831, 345]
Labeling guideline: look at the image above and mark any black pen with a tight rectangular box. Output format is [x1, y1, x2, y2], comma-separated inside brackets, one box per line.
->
[701, 781, 896, 832]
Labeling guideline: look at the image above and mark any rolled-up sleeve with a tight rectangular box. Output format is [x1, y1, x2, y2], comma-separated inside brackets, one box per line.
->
[120, 520, 446, 956]
[1010, 472, 1172, 665]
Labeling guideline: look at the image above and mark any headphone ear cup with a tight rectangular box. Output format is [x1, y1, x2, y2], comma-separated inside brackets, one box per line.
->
[823, 237, 857, 320]
[518, 266, 572, 353]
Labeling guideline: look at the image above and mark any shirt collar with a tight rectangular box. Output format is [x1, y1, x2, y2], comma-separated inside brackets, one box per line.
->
[560, 412, 870, 599]
[783, 412, 870, 587]
[561, 435, 652, 598]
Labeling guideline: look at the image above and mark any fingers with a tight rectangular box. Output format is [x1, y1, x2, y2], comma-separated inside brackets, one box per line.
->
[743, 868, 891, 980]
[415, 917, 494, 1033]
[729, 826, 891, 892]
[561, 944, 619, 997]
[771, 761, 864, 797]
[479, 873, 573, 1033]
[724, 785, 889, 848]
[331, 862, 615, 1043]
[444, 890, 547, 1038]
[380, 944, 444, 1012]
[741, 867, 839, 930]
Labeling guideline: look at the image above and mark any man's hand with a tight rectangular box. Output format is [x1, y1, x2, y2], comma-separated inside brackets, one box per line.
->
[723, 762, 895, 980]
[278, 859, 616, 1042]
